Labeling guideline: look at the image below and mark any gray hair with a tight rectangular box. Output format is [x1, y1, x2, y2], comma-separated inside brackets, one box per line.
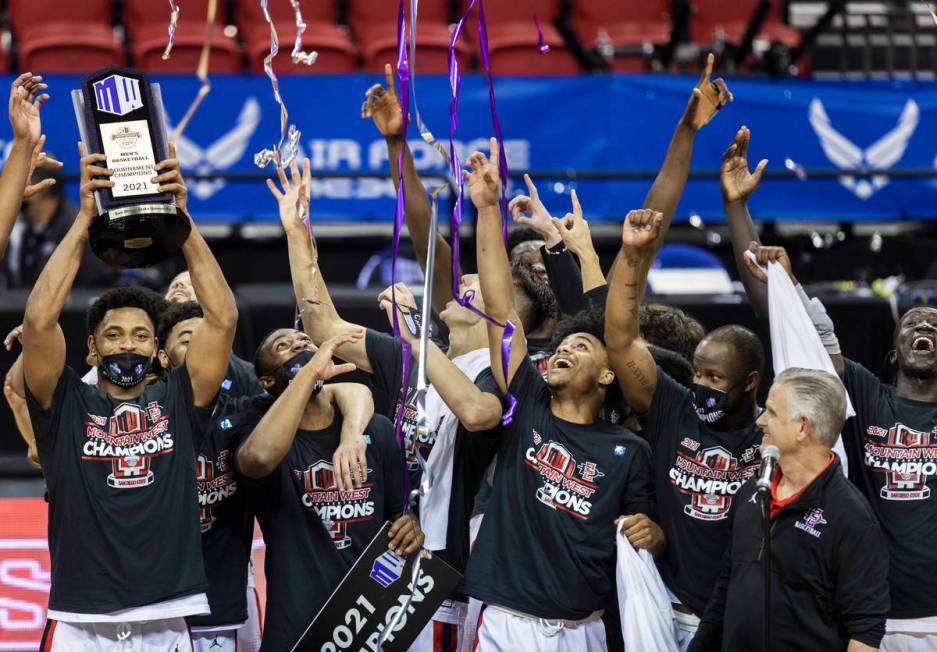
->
[774, 367, 846, 448]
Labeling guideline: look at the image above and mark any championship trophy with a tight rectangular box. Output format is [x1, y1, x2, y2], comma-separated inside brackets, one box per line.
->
[72, 66, 190, 268]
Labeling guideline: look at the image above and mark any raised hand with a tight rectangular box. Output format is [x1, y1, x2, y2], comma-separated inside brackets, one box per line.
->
[266, 157, 311, 230]
[8, 73, 48, 146]
[377, 282, 419, 344]
[332, 433, 367, 492]
[721, 127, 768, 205]
[681, 53, 733, 131]
[550, 189, 596, 257]
[508, 174, 562, 245]
[362, 64, 403, 139]
[307, 331, 362, 382]
[743, 242, 797, 285]
[152, 142, 188, 214]
[621, 208, 663, 253]
[76, 142, 114, 221]
[4, 324, 22, 351]
[22, 135, 63, 199]
[463, 138, 501, 211]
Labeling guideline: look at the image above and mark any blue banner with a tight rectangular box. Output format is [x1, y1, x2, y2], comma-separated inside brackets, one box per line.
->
[2, 73, 935, 222]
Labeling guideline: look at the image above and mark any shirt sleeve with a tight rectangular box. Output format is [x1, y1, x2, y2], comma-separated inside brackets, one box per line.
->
[541, 243, 587, 317]
[641, 368, 689, 453]
[583, 284, 608, 309]
[841, 359, 883, 462]
[833, 517, 890, 648]
[507, 355, 551, 404]
[460, 369, 504, 472]
[24, 366, 78, 458]
[364, 329, 405, 410]
[167, 364, 214, 453]
[619, 438, 657, 519]
[233, 415, 284, 504]
[374, 415, 405, 518]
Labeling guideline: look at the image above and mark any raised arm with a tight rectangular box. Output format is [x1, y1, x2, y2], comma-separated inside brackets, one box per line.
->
[21, 146, 112, 408]
[551, 190, 606, 294]
[467, 139, 528, 392]
[328, 382, 374, 491]
[4, 363, 39, 469]
[0, 74, 49, 260]
[267, 159, 372, 372]
[643, 53, 732, 246]
[605, 210, 663, 415]
[237, 333, 360, 479]
[364, 64, 453, 312]
[155, 145, 237, 408]
[721, 127, 769, 318]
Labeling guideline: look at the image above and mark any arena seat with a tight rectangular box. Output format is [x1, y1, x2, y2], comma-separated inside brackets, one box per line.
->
[9, 0, 112, 33]
[690, 0, 800, 48]
[236, 0, 339, 24]
[357, 22, 472, 74]
[123, 0, 227, 28]
[571, 0, 672, 71]
[244, 21, 358, 73]
[18, 23, 125, 73]
[346, 0, 450, 38]
[129, 23, 243, 73]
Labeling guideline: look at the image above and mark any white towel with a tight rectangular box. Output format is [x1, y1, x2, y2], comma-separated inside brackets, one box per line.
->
[419, 348, 492, 551]
[752, 254, 853, 473]
[616, 524, 680, 651]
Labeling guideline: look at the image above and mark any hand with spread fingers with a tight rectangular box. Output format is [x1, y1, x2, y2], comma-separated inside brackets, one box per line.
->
[621, 208, 664, 253]
[681, 53, 733, 131]
[744, 242, 798, 285]
[508, 173, 562, 248]
[362, 63, 404, 139]
[464, 138, 501, 211]
[721, 127, 768, 205]
[307, 331, 362, 383]
[76, 142, 114, 222]
[616, 513, 666, 557]
[377, 282, 420, 344]
[550, 190, 594, 258]
[152, 142, 188, 214]
[22, 134, 63, 200]
[388, 512, 424, 556]
[9, 72, 48, 146]
[332, 433, 368, 492]
[266, 157, 312, 231]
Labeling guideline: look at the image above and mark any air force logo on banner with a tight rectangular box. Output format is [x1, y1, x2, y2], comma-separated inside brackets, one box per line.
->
[171, 97, 262, 200]
[809, 97, 919, 200]
[93, 74, 143, 116]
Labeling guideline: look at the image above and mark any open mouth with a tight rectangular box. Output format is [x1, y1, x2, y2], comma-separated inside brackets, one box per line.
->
[912, 336, 936, 353]
[553, 357, 573, 370]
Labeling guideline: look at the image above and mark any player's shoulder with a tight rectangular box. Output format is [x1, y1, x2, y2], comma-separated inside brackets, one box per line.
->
[589, 419, 652, 461]
[825, 468, 879, 527]
[365, 413, 396, 444]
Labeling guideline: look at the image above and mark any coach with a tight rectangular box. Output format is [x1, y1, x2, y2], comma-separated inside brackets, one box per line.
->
[691, 368, 889, 652]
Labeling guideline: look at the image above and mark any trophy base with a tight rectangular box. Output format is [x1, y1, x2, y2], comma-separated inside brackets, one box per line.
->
[89, 204, 191, 269]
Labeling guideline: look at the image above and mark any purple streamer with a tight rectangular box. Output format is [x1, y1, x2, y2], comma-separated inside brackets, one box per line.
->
[447, 0, 517, 424]
[391, 0, 413, 504]
[534, 15, 550, 53]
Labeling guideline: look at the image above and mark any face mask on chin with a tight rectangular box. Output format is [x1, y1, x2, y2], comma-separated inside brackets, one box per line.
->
[269, 350, 323, 397]
[99, 353, 152, 388]
[690, 382, 739, 425]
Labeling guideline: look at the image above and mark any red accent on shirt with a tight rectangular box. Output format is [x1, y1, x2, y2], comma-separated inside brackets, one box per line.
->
[769, 453, 835, 520]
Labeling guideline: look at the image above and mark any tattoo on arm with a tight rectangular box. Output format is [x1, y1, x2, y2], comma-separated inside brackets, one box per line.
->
[626, 360, 653, 393]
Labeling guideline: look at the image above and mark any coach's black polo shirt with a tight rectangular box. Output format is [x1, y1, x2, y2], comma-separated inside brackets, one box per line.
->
[697, 455, 889, 651]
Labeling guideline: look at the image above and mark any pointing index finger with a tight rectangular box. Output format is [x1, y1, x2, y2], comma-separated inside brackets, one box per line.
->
[570, 189, 582, 219]
[384, 63, 396, 96]
[699, 52, 714, 86]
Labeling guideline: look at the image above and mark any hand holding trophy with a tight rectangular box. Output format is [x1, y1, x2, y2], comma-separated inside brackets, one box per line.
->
[72, 66, 191, 268]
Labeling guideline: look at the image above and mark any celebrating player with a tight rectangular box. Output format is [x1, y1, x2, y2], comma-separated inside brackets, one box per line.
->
[18, 143, 237, 649]
[463, 139, 659, 651]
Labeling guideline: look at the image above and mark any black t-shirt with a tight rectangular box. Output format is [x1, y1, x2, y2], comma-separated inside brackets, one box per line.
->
[223, 353, 263, 399]
[643, 370, 762, 616]
[842, 359, 937, 618]
[25, 365, 210, 614]
[237, 413, 402, 651]
[465, 357, 656, 620]
[188, 393, 271, 628]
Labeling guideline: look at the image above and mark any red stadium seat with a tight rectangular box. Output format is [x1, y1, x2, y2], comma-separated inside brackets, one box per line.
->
[461, 0, 563, 25]
[346, 0, 449, 38]
[691, 0, 800, 48]
[238, 0, 340, 25]
[572, 0, 671, 71]
[123, 0, 226, 29]
[9, 0, 112, 34]
[18, 23, 125, 73]
[244, 21, 358, 73]
[357, 22, 471, 74]
[130, 23, 243, 73]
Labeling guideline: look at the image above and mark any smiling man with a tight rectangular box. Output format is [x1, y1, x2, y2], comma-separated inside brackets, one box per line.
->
[463, 141, 659, 651]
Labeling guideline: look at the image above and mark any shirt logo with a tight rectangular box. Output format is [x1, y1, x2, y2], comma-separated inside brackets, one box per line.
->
[221, 378, 233, 391]
[864, 423, 937, 501]
[614, 445, 626, 457]
[794, 507, 827, 538]
[681, 437, 701, 452]
[196, 452, 237, 533]
[670, 446, 760, 522]
[82, 401, 174, 489]
[524, 440, 599, 520]
[296, 460, 374, 549]
[395, 388, 437, 472]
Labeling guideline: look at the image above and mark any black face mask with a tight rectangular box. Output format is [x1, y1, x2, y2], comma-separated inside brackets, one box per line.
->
[99, 353, 152, 388]
[269, 350, 323, 397]
[691, 383, 737, 425]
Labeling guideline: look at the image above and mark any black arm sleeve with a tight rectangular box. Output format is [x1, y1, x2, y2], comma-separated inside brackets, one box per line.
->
[583, 284, 609, 309]
[541, 243, 588, 316]
[834, 520, 890, 648]
[376, 415, 405, 518]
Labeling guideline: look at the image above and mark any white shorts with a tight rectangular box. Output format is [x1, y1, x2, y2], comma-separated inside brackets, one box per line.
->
[192, 630, 236, 651]
[882, 616, 937, 652]
[672, 609, 699, 652]
[410, 600, 466, 652]
[237, 586, 263, 651]
[41, 617, 193, 651]
[473, 604, 606, 652]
